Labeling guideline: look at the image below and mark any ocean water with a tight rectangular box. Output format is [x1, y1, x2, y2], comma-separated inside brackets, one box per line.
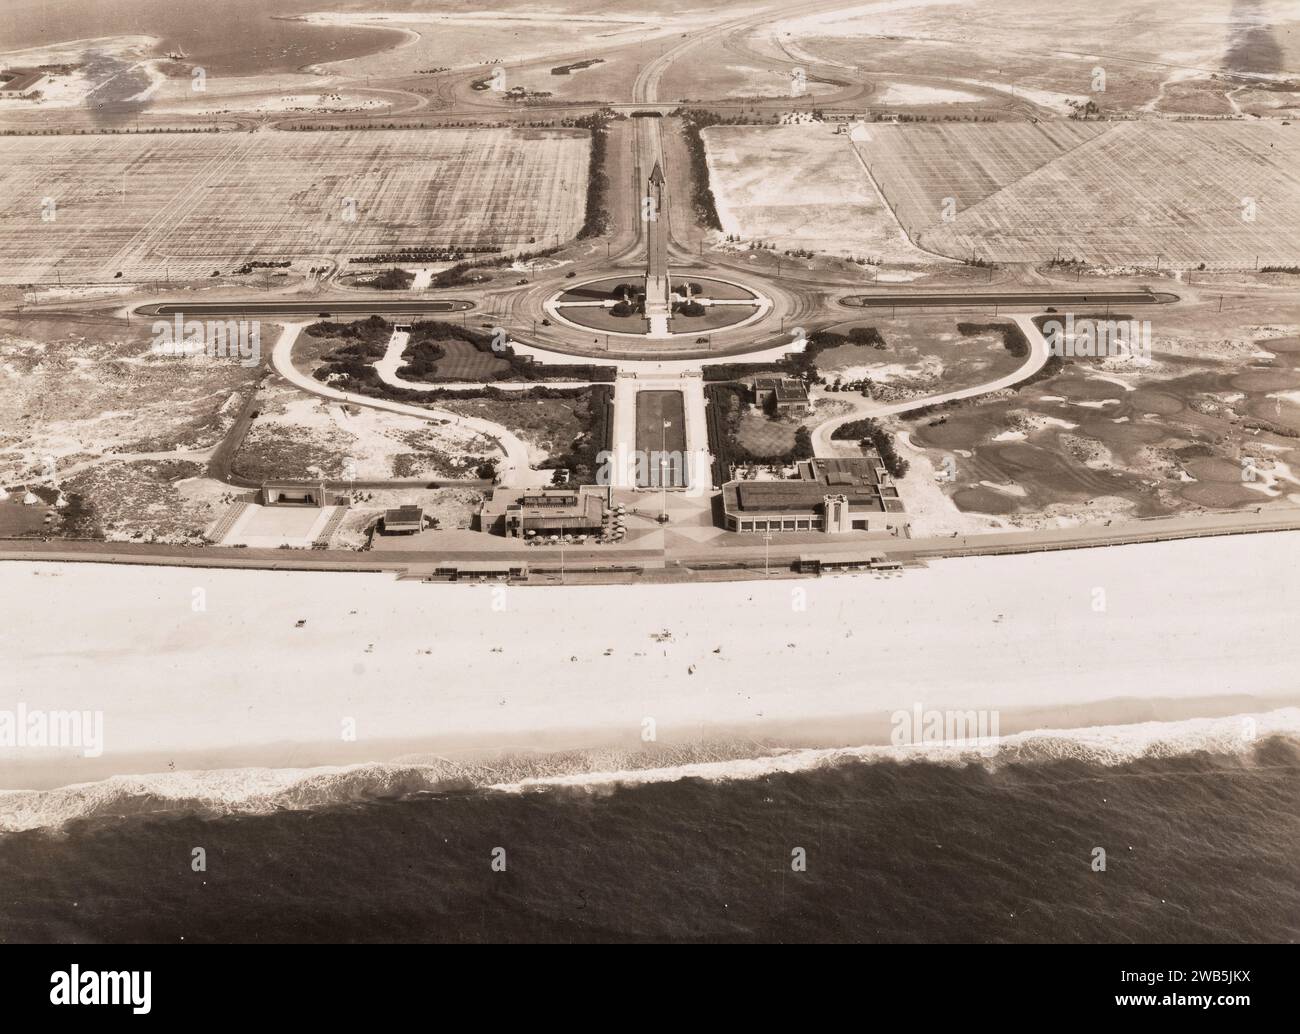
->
[0, 0, 409, 75]
[1, 718, 1297, 943]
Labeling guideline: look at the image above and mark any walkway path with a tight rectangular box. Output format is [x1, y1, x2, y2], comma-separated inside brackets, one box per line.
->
[608, 372, 711, 491]
[270, 323, 551, 487]
[373, 328, 587, 392]
[811, 314, 1051, 455]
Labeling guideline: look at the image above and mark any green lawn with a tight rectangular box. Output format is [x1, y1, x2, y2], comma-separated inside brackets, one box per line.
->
[734, 409, 799, 458]
[634, 390, 687, 487]
[431, 339, 512, 381]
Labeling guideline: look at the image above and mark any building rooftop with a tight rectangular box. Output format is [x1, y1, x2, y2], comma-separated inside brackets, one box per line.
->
[754, 377, 810, 403]
[481, 485, 606, 530]
[726, 480, 885, 515]
[722, 455, 904, 517]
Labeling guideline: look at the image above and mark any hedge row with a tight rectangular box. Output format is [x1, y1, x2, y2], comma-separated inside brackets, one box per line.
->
[958, 321, 1030, 358]
[574, 111, 612, 239]
[678, 111, 724, 231]
[537, 383, 614, 482]
[309, 317, 616, 388]
[829, 418, 909, 478]
[706, 383, 813, 472]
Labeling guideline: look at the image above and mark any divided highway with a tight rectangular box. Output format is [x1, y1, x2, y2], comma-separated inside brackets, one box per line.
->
[139, 299, 473, 318]
[842, 290, 1178, 308]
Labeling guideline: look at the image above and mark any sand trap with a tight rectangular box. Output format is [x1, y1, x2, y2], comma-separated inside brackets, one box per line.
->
[978, 480, 1027, 496]
[1088, 374, 1139, 392]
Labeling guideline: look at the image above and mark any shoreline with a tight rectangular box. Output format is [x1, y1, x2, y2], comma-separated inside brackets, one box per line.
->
[2, 691, 1290, 792]
[3, 706, 1297, 832]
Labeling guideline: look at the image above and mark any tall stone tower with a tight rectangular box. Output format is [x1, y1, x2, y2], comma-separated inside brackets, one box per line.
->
[644, 161, 671, 318]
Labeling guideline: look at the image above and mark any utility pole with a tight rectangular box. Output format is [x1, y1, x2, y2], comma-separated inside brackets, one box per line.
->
[763, 532, 773, 576]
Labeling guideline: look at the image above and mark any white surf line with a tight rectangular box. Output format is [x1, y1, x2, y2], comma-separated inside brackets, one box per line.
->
[811, 313, 1051, 455]
[270, 323, 550, 487]
[489, 707, 1300, 793]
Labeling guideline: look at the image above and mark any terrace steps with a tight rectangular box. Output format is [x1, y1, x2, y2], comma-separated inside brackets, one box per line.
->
[206, 501, 250, 544]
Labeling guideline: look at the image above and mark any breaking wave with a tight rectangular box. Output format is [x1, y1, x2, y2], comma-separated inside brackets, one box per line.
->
[3, 708, 1298, 832]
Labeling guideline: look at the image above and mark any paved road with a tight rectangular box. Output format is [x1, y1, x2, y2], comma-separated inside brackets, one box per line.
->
[372, 328, 588, 393]
[6, 511, 1298, 578]
[139, 299, 473, 318]
[842, 290, 1178, 308]
[811, 313, 1052, 455]
[268, 323, 550, 487]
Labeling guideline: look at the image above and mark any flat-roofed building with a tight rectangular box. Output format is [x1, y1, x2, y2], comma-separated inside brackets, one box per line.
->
[381, 505, 424, 534]
[431, 561, 529, 582]
[262, 480, 330, 507]
[753, 377, 810, 414]
[479, 485, 607, 538]
[721, 456, 907, 534]
[797, 552, 900, 574]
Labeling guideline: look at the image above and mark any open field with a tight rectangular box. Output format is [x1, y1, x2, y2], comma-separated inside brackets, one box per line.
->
[0, 128, 589, 283]
[231, 384, 496, 483]
[437, 392, 596, 469]
[860, 121, 1300, 268]
[814, 317, 1027, 402]
[703, 124, 935, 262]
[853, 122, 1107, 242]
[56, 459, 228, 543]
[0, 314, 262, 486]
[764, 0, 1300, 117]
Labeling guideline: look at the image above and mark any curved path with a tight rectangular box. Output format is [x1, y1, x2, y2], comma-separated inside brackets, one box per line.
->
[810, 314, 1052, 455]
[372, 330, 589, 392]
[270, 323, 551, 487]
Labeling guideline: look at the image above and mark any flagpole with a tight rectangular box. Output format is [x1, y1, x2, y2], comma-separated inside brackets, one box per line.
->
[660, 418, 669, 521]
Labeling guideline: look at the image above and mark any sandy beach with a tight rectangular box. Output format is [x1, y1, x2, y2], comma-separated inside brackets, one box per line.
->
[3, 531, 1298, 794]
